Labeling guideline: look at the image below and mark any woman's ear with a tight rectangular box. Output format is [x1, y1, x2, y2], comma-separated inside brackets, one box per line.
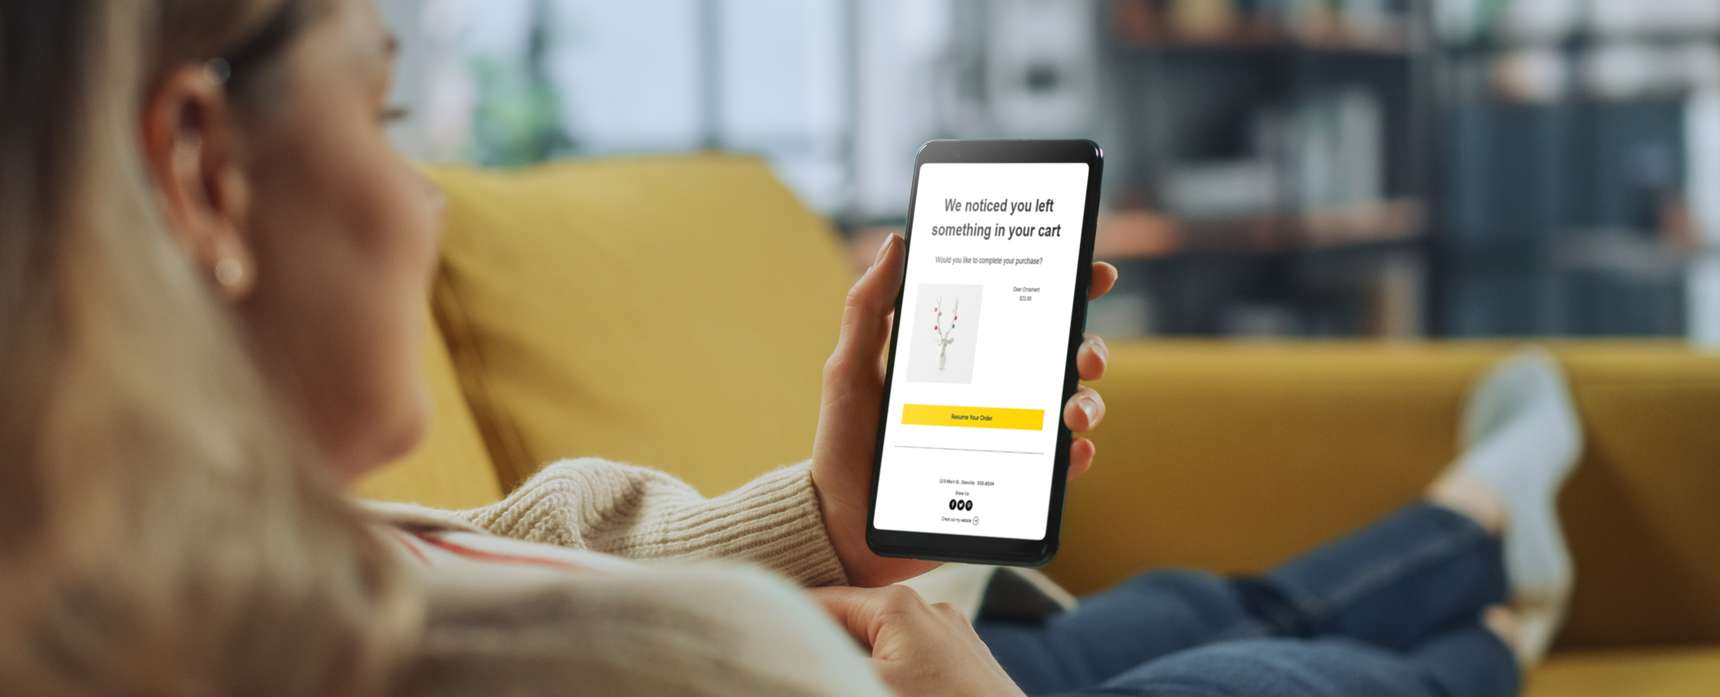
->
[140, 64, 257, 299]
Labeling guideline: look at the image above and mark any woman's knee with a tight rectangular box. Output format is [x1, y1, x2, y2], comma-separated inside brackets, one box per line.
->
[1121, 570, 1233, 605]
[1118, 570, 1260, 631]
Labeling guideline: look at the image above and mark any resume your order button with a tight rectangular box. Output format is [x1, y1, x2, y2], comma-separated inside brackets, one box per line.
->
[901, 404, 1044, 431]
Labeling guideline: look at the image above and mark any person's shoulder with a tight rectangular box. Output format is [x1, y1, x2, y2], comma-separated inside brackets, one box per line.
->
[360, 499, 487, 533]
[407, 563, 891, 697]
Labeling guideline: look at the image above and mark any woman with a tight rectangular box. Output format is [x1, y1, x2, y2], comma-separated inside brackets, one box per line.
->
[0, 0, 1580, 695]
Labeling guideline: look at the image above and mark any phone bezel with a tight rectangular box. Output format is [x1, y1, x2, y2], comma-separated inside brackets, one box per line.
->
[864, 139, 1104, 567]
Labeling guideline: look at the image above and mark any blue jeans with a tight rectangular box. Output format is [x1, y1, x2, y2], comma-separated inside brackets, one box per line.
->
[975, 504, 1520, 697]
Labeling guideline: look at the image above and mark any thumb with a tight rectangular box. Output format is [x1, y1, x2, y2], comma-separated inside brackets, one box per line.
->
[810, 586, 894, 649]
[829, 234, 904, 384]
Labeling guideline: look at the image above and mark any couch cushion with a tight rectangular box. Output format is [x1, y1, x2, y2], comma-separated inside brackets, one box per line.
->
[1529, 647, 1720, 697]
[353, 310, 502, 509]
[1047, 341, 1720, 649]
[426, 156, 854, 494]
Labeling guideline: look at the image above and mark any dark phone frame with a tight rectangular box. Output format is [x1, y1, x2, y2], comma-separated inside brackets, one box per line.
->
[865, 139, 1104, 567]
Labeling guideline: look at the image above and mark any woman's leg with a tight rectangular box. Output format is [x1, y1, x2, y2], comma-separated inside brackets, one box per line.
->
[1243, 502, 1509, 651]
[976, 503, 1507, 694]
[977, 570, 1266, 694]
[1049, 620, 1520, 697]
[979, 348, 1581, 692]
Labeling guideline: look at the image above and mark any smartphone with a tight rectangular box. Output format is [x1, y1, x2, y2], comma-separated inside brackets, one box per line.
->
[866, 139, 1104, 566]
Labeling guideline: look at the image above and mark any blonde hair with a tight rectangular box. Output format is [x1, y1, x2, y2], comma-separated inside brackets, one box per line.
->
[0, 1, 418, 694]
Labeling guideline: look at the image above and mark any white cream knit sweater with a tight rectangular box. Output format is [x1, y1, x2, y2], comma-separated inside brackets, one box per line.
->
[368, 458, 897, 696]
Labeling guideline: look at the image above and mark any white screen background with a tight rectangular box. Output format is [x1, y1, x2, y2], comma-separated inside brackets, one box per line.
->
[874, 162, 1090, 540]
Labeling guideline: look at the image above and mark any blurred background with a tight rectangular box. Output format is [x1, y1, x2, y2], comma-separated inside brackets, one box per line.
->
[378, 0, 1720, 344]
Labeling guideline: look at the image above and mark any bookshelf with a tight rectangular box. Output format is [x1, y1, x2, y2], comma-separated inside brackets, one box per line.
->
[1097, 198, 1424, 259]
[1433, 2, 1720, 338]
[832, 0, 1717, 340]
[1092, 0, 1438, 338]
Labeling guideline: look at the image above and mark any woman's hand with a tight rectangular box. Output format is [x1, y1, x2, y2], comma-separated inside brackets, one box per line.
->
[813, 585, 1026, 697]
[812, 234, 1118, 586]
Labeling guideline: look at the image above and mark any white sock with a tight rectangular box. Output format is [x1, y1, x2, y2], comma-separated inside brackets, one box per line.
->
[1451, 347, 1583, 663]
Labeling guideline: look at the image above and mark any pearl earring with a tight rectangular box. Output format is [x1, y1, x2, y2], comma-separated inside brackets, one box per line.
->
[214, 255, 248, 290]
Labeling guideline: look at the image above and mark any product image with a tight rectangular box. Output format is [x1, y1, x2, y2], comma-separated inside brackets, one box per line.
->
[934, 298, 958, 370]
[908, 284, 983, 385]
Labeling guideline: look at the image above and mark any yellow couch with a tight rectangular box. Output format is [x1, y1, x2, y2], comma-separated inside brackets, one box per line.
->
[357, 155, 1720, 696]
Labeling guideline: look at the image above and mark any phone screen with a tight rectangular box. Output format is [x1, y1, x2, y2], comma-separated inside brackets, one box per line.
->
[872, 161, 1093, 542]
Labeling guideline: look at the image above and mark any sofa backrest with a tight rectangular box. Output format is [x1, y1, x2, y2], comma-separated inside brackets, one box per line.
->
[415, 155, 855, 494]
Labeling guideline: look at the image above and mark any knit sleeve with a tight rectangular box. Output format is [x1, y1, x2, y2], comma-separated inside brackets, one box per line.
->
[456, 458, 849, 587]
[400, 565, 895, 697]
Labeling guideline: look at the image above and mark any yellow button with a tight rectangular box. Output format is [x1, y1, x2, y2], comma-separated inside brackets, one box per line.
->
[902, 404, 1045, 431]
